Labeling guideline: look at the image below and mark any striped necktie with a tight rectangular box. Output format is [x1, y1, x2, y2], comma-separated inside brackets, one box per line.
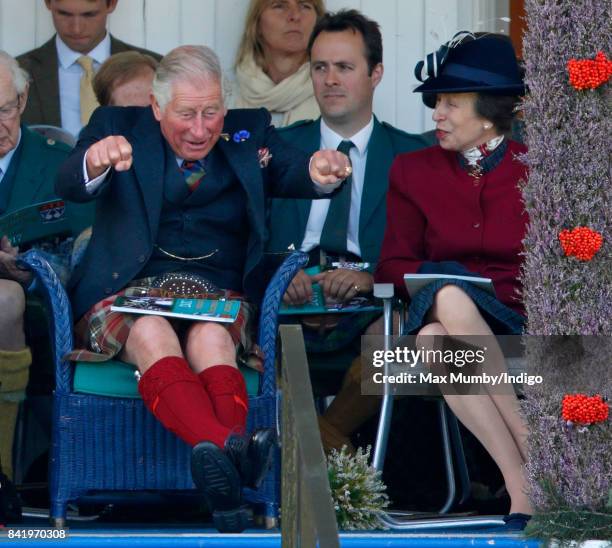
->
[180, 159, 206, 192]
[319, 140, 354, 256]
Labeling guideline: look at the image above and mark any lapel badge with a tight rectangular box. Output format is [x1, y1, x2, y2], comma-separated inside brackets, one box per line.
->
[233, 129, 251, 143]
[220, 133, 230, 141]
[257, 147, 272, 168]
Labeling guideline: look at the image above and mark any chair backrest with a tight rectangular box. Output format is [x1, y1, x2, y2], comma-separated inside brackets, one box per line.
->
[28, 125, 77, 148]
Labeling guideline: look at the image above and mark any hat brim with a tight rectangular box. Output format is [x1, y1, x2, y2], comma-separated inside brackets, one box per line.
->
[415, 74, 525, 107]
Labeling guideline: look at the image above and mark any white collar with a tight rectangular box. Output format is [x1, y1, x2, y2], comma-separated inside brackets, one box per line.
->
[462, 135, 505, 166]
[56, 32, 111, 69]
[320, 116, 374, 155]
[0, 128, 21, 175]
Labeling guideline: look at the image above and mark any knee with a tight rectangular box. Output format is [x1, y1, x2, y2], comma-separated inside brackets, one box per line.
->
[0, 280, 26, 326]
[416, 322, 447, 349]
[128, 315, 174, 349]
[185, 323, 234, 360]
[433, 285, 479, 324]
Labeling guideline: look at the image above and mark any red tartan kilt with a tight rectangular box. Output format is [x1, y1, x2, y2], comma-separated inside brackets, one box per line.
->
[68, 280, 262, 371]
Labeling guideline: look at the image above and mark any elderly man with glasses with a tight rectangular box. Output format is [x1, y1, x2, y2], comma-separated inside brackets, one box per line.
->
[0, 50, 92, 515]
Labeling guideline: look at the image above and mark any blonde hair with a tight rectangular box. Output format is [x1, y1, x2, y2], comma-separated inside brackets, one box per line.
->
[235, 0, 325, 69]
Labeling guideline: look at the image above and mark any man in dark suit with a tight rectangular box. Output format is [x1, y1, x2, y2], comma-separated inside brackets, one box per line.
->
[55, 45, 350, 532]
[266, 10, 427, 453]
[0, 50, 93, 517]
[17, 0, 161, 136]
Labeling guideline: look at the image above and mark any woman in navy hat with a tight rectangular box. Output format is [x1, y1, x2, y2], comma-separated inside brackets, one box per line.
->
[376, 33, 532, 528]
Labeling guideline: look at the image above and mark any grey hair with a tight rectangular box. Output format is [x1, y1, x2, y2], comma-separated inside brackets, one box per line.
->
[0, 50, 30, 95]
[152, 45, 224, 112]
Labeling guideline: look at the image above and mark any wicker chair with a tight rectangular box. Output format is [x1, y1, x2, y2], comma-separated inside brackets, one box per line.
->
[18, 249, 309, 527]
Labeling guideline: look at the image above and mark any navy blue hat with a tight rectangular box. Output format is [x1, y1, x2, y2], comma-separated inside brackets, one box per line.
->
[414, 33, 524, 108]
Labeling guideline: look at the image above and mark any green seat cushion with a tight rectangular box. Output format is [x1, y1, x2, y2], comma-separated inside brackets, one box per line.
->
[73, 360, 260, 399]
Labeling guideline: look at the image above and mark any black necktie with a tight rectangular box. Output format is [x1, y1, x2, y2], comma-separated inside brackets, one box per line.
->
[319, 140, 354, 256]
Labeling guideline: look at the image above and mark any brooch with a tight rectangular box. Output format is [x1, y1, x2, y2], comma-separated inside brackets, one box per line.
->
[233, 130, 250, 142]
[257, 147, 272, 168]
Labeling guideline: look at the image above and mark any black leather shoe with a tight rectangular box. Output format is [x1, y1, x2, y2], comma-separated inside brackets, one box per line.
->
[191, 442, 249, 533]
[0, 472, 22, 524]
[503, 512, 532, 531]
[225, 428, 276, 490]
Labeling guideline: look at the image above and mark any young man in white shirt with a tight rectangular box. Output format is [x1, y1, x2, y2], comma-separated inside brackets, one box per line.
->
[17, 0, 160, 136]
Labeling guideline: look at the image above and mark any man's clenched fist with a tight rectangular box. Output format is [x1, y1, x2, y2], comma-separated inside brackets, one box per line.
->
[85, 135, 133, 179]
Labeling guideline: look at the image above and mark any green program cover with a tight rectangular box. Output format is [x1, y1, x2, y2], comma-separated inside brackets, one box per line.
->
[279, 266, 382, 316]
[111, 296, 241, 323]
[0, 199, 72, 246]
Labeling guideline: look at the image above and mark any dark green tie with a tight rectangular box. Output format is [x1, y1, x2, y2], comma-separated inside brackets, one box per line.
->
[319, 140, 354, 256]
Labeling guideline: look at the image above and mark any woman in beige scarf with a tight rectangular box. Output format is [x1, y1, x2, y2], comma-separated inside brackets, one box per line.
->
[232, 0, 325, 127]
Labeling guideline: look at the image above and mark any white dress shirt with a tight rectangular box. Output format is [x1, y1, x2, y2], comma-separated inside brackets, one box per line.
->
[56, 33, 111, 137]
[300, 117, 374, 257]
[0, 129, 22, 186]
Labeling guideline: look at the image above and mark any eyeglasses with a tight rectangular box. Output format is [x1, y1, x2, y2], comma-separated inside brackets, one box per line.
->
[0, 95, 21, 122]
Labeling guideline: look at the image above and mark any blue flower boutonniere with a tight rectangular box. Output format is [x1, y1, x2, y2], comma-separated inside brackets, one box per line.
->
[233, 130, 251, 143]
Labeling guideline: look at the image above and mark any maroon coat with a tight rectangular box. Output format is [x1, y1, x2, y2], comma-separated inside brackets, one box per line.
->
[375, 140, 528, 315]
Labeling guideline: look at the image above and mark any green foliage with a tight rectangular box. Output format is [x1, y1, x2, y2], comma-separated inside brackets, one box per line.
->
[326, 446, 389, 530]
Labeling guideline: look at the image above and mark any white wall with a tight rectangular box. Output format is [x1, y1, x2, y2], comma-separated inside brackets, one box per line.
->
[0, 0, 508, 133]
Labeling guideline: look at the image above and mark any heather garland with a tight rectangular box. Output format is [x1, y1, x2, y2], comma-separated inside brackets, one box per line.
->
[521, 0, 611, 542]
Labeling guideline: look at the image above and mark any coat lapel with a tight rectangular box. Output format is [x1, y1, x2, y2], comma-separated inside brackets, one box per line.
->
[359, 117, 394, 240]
[216, 136, 263, 215]
[131, 109, 165, 237]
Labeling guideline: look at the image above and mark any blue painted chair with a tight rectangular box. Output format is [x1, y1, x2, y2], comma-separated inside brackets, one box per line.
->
[18, 249, 309, 527]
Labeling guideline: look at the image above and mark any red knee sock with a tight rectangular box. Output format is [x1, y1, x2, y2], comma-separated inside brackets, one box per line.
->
[138, 356, 230, 448]
[198, 365, 248, 434]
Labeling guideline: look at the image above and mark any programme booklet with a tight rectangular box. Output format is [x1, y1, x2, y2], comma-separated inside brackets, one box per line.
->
[0, 199, 72, 246]
[111, 296, 241, 323]
[403, 273, 495, 298]
[279, 282, 382, 315]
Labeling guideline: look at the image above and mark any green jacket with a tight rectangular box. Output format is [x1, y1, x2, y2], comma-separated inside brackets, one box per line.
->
[0, 126, 93, 235]
[266, 116, 429, 268]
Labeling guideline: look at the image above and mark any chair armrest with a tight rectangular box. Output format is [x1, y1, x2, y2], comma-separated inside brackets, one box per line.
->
[17, 249, 74, 394]
[258, 251, 309, 397]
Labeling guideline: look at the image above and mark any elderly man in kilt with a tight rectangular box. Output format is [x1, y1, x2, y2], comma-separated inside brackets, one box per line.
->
[55, 45, 351, 532]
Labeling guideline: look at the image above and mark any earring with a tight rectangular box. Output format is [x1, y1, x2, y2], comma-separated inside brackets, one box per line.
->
[483, 123, 492, 130]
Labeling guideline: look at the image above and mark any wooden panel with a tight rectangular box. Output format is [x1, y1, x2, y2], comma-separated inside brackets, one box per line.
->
[510, 0, 525, 58]
[34, 0, 55, 48]
[396, 0, 427, 133]
[362, 0, 397, 125]
[0, 0, 37, 55]
[0, 0, 496, 131]
[108, 0, 146, 51]
[180, 0, 216, 49]
[215, 0, 248, 74]
[144, 0, 181, 56]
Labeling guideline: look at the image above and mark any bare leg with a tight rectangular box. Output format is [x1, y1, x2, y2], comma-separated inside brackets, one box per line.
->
[420, 285, 532, 514]
[0, 280, 26, 350]
[120, 315, 183, 372]
[184, 322, 237, 373]
[430, 285, 529, 461]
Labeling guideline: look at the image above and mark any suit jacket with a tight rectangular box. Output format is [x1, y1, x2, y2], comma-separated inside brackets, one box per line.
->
[266, 117, 428, 268]
[17, 35, 162, 127]
[0, 126, 93, 236]
[56, 106, 320, 320]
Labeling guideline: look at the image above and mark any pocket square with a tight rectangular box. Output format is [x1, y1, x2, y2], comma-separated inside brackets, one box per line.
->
[257, 147, 272, 168]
